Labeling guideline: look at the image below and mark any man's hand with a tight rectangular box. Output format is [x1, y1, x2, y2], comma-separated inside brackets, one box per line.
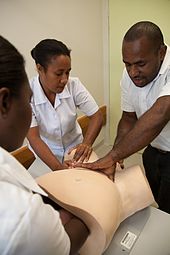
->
[68, 143, 93, 163]
[74, 153, 117, 181]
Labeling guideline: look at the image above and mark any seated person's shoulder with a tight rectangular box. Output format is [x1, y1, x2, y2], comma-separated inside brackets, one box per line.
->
[0, 182, 70, 255]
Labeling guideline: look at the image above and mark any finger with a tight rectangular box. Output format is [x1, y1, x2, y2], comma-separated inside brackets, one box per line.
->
[84, 148, 93, 162]
[108, 174, 114, 181]
[75, 154, 114, 170]
[119, 162, 124, 169]
[64, 160, 73, 168]
[83, 158, 111, 169]
[73, 146, 86, 162]
[109, 168, 116, 181]
[77, 154, 87, 163]
[102, 164, 116, 179]
[67, 145, 77, 155]
[59, 209, 74, 225]
[77, 161, 101, 170]
[77, 146, 91, 163]
[73, 151, 83, 162]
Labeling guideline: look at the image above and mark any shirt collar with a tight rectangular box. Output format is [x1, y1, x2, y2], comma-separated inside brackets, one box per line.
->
[54, 86, 71, 109]
[146, 45, 170, 84]
[32, 76, 47, 105]
[33, 75, 71, 106]
[57, 84, 71, 99]
[158, 45, 170, 75]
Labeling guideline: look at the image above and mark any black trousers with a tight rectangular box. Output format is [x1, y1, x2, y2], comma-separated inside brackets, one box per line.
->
[143, 145, 170, 214]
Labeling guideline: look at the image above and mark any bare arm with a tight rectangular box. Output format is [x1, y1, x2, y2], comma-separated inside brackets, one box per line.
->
[111, 96, 170, 160]
[113, 111, 137, 168]
[42, 196, 89, 255]
[78, 96, 170, 179]
[114, 111, 137, 146]
[64, 217, 89, 255]
[27, 127, 67, 171]
[70, 109, 103, 162]
[83, 109, 103, 145]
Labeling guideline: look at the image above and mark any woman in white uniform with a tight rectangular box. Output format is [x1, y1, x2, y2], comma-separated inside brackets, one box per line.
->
[0, 35, 88, 255]
[27, 39, 103, 172]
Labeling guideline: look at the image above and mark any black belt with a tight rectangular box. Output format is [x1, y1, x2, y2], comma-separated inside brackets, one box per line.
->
[157, 149, 169, 154]
[151, 145, 170, 154]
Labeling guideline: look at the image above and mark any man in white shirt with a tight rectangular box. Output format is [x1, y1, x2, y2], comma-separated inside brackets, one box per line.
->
[78, 21, 170, 214]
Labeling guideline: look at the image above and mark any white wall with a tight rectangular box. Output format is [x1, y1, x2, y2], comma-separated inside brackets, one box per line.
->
[0, 0, 107, 107]
[109, 0, 170, 142]
[0, 0, 109, 148]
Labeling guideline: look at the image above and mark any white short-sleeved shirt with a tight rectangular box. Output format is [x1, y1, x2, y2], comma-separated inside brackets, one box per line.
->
[29, 76, 99, 162]
[121, 45, 170, 151]
[0, 147, 70, 255]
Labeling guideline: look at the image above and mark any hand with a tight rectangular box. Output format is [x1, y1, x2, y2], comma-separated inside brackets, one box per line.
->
[68, 143, 93, 163]
[59, 208, 74, 225]
[75, 153, 117, 181]
[64, 160, 74, 168]
[54, 162, 69, 171]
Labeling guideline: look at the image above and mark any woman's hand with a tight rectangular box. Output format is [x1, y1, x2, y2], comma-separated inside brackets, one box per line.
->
[64, 160, 75, 168]
[68, 143, 93, 163]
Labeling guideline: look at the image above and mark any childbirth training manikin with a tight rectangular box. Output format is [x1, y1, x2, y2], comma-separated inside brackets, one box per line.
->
[37, 151, 155, 255]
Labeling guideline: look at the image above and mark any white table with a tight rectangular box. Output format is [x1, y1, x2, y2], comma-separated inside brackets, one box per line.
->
[104, 206, 170, 255]
[29, 159, 170, 255]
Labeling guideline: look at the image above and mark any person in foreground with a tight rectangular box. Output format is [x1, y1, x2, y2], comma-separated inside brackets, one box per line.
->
[27, 39, 103, 172]
[0, 35, 88, 255]
[77, 21, 170, 214]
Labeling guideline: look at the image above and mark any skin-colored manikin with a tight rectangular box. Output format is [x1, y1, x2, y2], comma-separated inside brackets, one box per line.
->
[37, 151, 154, 255]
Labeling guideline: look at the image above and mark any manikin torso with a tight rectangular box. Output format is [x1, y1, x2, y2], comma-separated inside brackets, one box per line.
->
[37, 151, 154, 255]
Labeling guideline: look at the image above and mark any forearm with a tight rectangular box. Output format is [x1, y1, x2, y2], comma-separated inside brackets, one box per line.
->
[28, 138, 64, 170]
[77, 97, 170, 181]
[111, 104, 170, 162]
[114, 111, 137, 146]
[83, 110, 103, 146]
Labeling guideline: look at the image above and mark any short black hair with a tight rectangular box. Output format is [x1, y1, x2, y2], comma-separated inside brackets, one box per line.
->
[0, 35, 27, 96]
[31, 39, 71, 69]
[123, 21, 164, 51]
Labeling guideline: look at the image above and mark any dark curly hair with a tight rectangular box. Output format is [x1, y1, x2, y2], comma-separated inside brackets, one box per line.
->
[0, 35, 27, 96]
[124, 21, 165, 52]
[31, 39, 71, 70]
